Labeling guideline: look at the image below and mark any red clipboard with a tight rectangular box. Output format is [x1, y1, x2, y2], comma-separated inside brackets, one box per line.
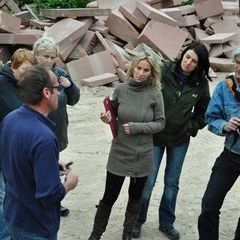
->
[103, 96, 118, 139]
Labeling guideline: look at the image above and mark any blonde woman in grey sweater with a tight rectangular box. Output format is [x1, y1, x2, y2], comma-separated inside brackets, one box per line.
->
[88, 54, 165, 240]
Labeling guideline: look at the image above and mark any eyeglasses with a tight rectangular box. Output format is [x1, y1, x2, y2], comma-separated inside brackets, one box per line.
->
[47, 85, 63, 92]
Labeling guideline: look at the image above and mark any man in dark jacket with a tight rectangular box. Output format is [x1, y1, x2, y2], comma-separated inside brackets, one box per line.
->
[33, 36, 80, 216]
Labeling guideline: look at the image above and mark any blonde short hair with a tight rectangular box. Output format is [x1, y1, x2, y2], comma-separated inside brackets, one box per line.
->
[11, 48, 37, 69]
[33, 36, 59, 56]
[127, 53, 161, 88]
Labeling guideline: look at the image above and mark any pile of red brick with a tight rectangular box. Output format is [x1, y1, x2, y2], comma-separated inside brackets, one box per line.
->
[0, 0, 239, 87]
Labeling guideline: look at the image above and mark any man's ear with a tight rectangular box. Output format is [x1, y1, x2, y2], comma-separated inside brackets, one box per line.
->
[42, 87, 51, 100]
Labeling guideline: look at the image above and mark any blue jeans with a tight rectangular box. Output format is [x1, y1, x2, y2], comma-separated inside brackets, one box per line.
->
[0, 170, 11, 240]
[9, 227, 57, 240]
[138, 137, 190, 227]
[198, 148, 240, 240]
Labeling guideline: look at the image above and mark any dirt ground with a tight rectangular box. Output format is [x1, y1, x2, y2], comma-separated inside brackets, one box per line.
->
[58, 73, 240, 240]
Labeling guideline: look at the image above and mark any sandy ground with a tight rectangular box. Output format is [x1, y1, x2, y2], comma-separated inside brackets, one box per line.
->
[58, 73, 240, 240]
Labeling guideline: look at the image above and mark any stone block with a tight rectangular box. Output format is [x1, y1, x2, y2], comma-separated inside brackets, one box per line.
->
[137, 1, 177, 26]
[222, 43, 233, 58]
[0, 10, 21, 33]
[117, 68, 127, 82]
[119, 0, 147, 29]
[150, 0, 181, 8]
[67, 50, 116, 84]
[105, 9, 139, 43]
[13, 10, 31, 27]
[178, 5, 196, 15]
[222, 1, 239, 15]
[137, 20, 188, 59]
[210, 57, 234, 72]
[194, 28, 210, 42]
[212, 19, 240, 45]
[80, 30, 97, 54]
[67, 44, 87, 61]
[98, 0, 128, 9]
[201, 32, 237, 44]
[179, 14, 200, 27]
[161, 7, 182, 22]
[195, 0, 224, 20]
[81, 73, 118, 87]
[44, 18, 93, 60]
[0, 29, 43, 44]
[209, 44, 223, 57]
[41, 8, 111, 20]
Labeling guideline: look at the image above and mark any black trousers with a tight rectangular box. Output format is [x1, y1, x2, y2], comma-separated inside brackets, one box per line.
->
[101, 171, 147, 206]
[198, 148, 240, 240]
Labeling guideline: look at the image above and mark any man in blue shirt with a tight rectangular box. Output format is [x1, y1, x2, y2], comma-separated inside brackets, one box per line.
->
[198, 46, 240, 240]
[0, 65, 78, 240]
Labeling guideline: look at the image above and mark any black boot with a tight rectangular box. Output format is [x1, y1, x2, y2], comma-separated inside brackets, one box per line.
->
[122, 231, 132, 240]
[88, 200, 112, 240]
[122, 199, 141, 240]
[233, 218, 240, 240]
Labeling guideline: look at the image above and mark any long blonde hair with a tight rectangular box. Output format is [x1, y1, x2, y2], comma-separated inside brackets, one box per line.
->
[127, 54, 161, 88]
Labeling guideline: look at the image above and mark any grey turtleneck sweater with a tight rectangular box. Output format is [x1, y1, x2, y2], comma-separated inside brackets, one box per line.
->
[107, 79, 165, 177]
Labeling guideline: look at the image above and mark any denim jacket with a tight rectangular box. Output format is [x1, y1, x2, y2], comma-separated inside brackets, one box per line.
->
[205, 74, 240, 154]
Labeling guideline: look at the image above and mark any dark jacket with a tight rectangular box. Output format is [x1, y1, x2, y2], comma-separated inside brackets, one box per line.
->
[153, 61, 210, 147]
[49, 67, 80, 151]
[0, 63, 22, 121]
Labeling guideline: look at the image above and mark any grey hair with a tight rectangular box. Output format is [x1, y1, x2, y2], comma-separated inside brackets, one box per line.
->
[33, 36, 59, 56]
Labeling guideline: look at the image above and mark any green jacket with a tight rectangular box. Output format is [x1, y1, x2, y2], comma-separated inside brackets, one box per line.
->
[153, 61, 210, 147]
